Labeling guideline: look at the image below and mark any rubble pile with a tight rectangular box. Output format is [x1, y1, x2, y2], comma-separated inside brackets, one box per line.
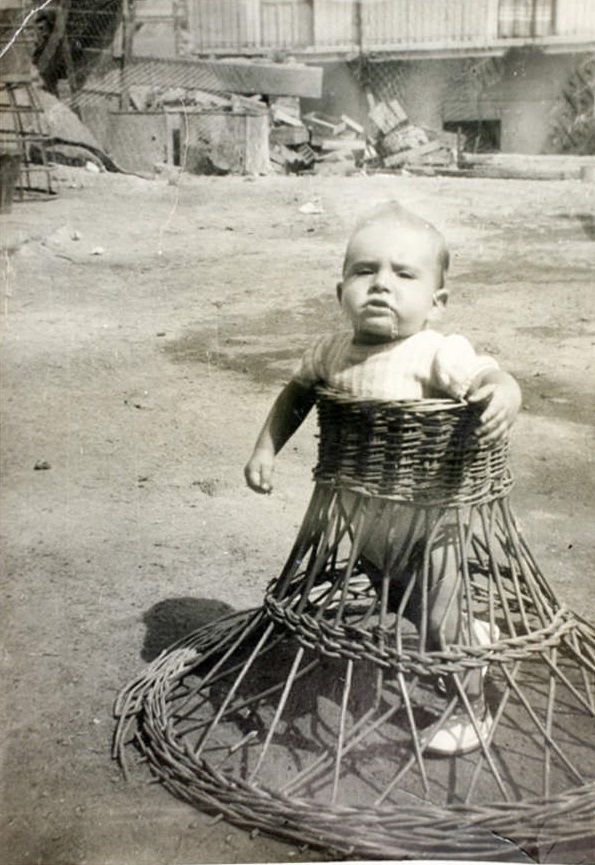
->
[365, 94, 457, 172]
[120, 85, 365, 175]
[268, 91, 457, 175]
[87, 66, 457, 176]
[270, 101, 367, 174]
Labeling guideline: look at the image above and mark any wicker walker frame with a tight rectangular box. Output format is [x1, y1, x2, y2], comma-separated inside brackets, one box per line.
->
[114, 388, 595, 860]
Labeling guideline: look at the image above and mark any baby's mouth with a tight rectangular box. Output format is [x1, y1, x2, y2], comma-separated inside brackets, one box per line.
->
[364, 299, 396, 313]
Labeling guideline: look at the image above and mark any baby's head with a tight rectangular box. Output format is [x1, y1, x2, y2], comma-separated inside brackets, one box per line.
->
[337, 201, 450, 343]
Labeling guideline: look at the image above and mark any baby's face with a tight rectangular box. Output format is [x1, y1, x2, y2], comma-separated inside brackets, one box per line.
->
[338, 220, 445, 343]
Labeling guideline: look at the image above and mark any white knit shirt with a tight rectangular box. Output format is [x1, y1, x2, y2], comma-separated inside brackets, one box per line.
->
[292, 329, 498, 401]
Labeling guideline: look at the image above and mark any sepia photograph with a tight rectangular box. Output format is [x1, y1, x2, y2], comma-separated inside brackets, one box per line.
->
[1, 1, 594, 863]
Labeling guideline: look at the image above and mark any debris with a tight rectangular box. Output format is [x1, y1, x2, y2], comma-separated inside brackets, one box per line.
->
[270, 125, 309, 148]
[34, 460, 51, 471]
[368, 98, 408, 134]
[384, 139, 443, 168]
[90, 247, 105, 256]
[366, 95, 454, 172]
[270, 144, 314, 174]
[270, 96, 301, 123]
[71, 230, 81, 241]
[311, 137, 366, 154]
[192, 90, 231, 109]
[192, 478, 221, 497]
[268, 95, 312, 172]
[301, 111, 368, 172]
[295, 143, 316, 168]
[341, 114, 364, 135]
[85, 160, 101, 174]
[303, 112, 346, 137]
[299, 200, 324, 215]
[230, 93, 268, 114]
[270, 106, 303, 128]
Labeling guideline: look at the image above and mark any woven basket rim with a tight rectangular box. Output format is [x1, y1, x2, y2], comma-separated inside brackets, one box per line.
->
[315, 385, 468, 413]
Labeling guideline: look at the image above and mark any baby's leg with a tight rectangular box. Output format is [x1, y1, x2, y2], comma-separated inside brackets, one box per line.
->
[355, 499, 492, 754]
[425, 525, 482, 701]
[423, 517, 495, 754]
[355, 501, 424, 627]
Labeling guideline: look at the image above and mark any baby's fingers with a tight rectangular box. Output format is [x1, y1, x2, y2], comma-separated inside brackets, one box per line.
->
[244, 460, 273, 494]
[477, 416, 508, 443]
[467, 384, 495, 406]
[476, 403, 511, 443]
[257, 466, 273, 493]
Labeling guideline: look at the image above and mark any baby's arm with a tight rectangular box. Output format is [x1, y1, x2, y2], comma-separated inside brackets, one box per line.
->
[244, 380, 317, 493]
[466, 369, 522, 444]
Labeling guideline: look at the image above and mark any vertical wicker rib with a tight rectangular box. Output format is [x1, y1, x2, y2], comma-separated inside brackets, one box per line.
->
[114, 388, 595, 860]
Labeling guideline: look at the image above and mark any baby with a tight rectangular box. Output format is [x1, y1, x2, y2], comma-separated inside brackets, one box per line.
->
[245, 201, 521, 755]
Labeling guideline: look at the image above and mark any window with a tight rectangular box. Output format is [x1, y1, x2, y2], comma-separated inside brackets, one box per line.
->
[498, 0, 554, 38]
[443, 120, 502, 154]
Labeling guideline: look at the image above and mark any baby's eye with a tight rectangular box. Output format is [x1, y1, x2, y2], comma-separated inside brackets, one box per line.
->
[397, 270, 415, 279]
[354, 265, 374, 275]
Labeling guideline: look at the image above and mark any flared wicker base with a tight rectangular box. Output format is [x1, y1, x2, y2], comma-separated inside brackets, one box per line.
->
[114, 607, 595, 860]
[114, 393, 595, 859]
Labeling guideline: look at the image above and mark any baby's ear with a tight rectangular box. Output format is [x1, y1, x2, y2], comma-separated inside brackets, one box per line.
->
[336, 281, 343, 303]
[428, 289, 448, 326]
[433, 288, 448, 309]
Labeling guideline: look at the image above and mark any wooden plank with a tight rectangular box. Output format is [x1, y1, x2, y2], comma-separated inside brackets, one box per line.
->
[311, 136, 365, 152]
[270, 95, 301, 123]
[303, 112, 345, 135]
[369, 101, 409, 134]
[231, 93, 268, 113]
[270, 124, 309, 146]
[341, 114, 364, 135]
[271, 106, 303, 127]
[192, 58, 323, 98]
[388, 98, 408, 124]
[99, 56, 324, 99]
[407, 139, 445, 157]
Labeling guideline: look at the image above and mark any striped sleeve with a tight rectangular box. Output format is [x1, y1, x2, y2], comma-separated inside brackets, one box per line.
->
[291, 333, 337, 388]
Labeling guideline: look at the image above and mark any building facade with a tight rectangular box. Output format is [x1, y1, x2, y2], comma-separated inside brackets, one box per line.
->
[183, 0, 595, 154]
[188, 0, 594, 58]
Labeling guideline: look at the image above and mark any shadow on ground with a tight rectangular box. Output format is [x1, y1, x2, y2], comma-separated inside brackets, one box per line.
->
[141, 597, 235, 661]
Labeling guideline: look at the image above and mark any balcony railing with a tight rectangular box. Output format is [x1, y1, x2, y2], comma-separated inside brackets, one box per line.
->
[189, 0, 595, 55]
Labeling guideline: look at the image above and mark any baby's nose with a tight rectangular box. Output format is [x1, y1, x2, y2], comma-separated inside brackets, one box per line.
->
[370, 269, 393, 292]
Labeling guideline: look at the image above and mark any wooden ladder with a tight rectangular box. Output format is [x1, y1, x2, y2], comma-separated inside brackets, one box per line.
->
[0, 80, 54, 198]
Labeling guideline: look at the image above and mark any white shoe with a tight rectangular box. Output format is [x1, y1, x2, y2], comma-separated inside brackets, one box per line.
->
[433, 619, 501, 696]
[425, 621, 499, 755]
[423, 704, 494, 756]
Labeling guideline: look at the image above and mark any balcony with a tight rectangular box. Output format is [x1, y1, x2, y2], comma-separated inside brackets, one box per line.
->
[189, 0, 595, 59]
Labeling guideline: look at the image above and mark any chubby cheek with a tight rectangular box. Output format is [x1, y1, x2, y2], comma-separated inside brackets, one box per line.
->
[340, 286, 365, 315]
[405, 291, 435, 317]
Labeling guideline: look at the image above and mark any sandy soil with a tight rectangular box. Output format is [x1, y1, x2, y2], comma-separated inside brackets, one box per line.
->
[1, 167, 594, 865]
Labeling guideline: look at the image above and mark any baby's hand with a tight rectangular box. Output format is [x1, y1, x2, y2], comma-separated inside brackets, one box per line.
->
[467, 376, 521, 444]
[244, 449, 275, 494]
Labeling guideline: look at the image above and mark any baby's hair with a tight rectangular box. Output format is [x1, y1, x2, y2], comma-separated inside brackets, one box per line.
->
[346, 200, 450, 288]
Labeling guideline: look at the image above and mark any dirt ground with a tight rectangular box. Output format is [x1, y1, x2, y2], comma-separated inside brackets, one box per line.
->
[1, 166, 594, 865]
